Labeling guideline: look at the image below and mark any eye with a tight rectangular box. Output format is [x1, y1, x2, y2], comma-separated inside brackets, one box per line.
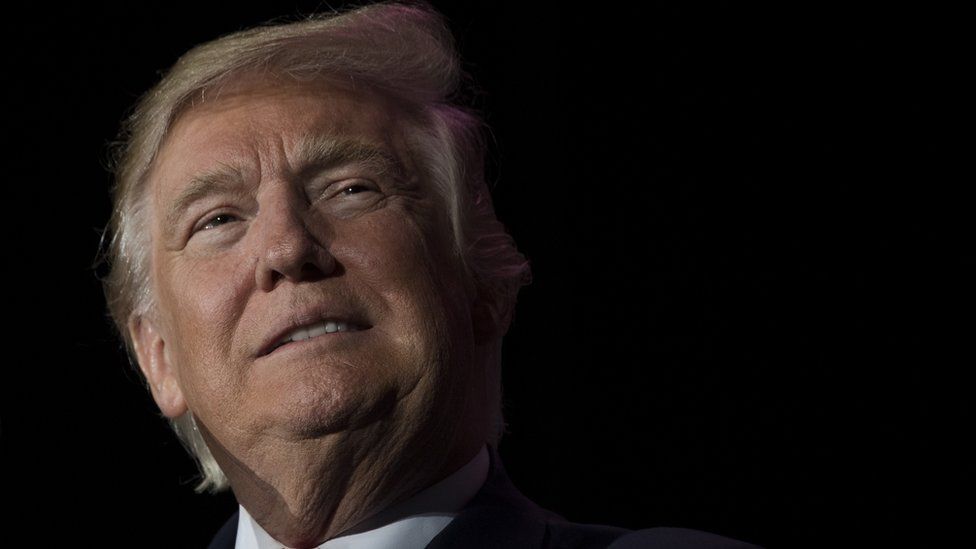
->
[308, 179, 383, 219]
[199, 213, 238, 231]
[340, 183, 373, 195]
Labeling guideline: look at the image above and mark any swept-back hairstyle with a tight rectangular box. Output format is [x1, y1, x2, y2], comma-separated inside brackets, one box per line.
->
[98, 0, 531, 494]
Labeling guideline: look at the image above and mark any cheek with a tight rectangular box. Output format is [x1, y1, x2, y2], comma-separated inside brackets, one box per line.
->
[157, 254, 251, 404]
[346, 210, 449, 317]
[339, 206, 472, 375]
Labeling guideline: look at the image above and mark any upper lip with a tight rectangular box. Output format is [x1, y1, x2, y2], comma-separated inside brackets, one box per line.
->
[256, 303, 372, 358]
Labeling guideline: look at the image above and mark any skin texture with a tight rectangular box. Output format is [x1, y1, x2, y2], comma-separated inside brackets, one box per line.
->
[128, 74, 496, 548]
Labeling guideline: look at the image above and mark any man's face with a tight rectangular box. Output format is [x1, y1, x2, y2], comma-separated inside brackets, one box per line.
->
[132, 76, 487, 463]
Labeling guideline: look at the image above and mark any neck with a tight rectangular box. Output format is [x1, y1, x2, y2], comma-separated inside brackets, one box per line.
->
[198, 420, 485, 549]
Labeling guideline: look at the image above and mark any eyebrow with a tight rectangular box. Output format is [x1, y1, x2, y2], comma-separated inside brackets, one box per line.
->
[293, 134, 408, 183]
[163, 167, 248, 231]
[162, 136, 408, 231]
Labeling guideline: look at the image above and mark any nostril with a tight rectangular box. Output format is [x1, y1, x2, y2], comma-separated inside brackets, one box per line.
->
[257, 252, 342, 292]
[298, 261, 329, 281]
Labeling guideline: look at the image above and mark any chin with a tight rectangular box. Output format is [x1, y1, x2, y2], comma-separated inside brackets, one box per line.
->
[262, 376, 402, 440]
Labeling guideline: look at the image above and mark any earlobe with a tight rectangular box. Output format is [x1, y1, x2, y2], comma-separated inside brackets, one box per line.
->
[128, 315, 188, 419]
[471, 290, 508, 346]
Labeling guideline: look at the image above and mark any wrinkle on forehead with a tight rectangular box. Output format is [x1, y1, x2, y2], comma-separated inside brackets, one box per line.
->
[146, 73, 420, 220]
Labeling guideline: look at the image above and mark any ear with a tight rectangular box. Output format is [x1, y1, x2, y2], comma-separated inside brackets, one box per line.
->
[470, 285, 510, 346]
[128, 314, 188, 419]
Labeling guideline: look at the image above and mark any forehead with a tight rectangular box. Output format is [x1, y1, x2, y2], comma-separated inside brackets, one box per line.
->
[148, 75, 412, 197]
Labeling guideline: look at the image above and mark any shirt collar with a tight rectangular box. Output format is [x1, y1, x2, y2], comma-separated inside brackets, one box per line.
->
[235, 444, 490, 549]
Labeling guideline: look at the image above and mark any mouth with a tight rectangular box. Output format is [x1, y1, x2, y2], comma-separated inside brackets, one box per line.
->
[260, 318, 372, 357]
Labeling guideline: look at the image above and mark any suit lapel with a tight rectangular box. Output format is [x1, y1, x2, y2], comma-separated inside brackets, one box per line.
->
[207, 507, 239, 549]
[425, 445, 558, 549]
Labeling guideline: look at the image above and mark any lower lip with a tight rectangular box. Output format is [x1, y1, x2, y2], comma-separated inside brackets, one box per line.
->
[261, 328, 371, 359]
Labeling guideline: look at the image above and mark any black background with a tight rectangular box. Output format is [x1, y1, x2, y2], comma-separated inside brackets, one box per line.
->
[0, 2, 969, 547]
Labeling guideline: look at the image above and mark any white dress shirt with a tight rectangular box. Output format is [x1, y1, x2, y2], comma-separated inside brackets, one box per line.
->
[235, 445, 490, 549]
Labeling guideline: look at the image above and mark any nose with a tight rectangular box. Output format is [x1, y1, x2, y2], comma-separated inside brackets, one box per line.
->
[253, 190, 336, 292]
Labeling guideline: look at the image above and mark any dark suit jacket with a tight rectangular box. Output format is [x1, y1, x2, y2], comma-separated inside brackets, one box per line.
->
[207, 446, 761, 548]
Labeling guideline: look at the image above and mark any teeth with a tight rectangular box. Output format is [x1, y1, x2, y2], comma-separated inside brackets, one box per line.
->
[280, 319, 361, 348]
[308, 323, 329, 338]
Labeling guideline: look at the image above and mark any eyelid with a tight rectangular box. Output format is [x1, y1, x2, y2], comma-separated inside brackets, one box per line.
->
[186, 178, 379, 237]
[193, 211, 239, 235]
[313, 177, 380, 202]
